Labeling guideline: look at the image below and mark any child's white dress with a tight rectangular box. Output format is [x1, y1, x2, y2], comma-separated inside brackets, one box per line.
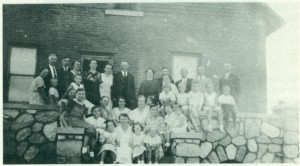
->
[99, 131, 118, 155]
[115, 125, 133, 164]
[144, 135, 164, 159]
[159, 91, 176, 104]
[131, 133, 146, 158]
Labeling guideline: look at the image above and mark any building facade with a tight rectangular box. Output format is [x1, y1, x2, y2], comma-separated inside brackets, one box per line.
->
[3, 3, 283, 112]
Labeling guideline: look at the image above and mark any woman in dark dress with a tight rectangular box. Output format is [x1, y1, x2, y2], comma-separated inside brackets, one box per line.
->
[83, 60, 102, 105]
[62, 88, 96, 158]
[138, 68, 160, 104]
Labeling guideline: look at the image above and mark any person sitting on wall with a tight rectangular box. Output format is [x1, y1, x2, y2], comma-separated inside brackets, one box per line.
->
[29, 68, 50, 105]
[61, 88, 97, 161]
[175, 68, 193, 93]
[58, 89, 76, 127]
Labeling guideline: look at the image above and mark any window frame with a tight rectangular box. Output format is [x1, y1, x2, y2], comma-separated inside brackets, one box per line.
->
[5, 43, 40, 103]
[80, 51, 114, 73]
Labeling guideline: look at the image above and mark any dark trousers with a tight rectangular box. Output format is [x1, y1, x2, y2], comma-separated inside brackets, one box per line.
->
[222, 104, 236, 125]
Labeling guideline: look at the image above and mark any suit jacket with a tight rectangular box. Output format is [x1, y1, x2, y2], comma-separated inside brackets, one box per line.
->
[44, 64, 58, 93]
[219, 73, 241, 98]
[196, 76, 213, 93]
[175, 78, 193, 93]
[57, 67, 71, 97]
[111, 71, 136, 109]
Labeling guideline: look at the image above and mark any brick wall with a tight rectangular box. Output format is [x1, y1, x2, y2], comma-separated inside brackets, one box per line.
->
[3, 3, 279, 112]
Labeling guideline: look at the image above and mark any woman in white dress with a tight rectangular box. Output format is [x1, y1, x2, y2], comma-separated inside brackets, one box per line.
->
[112, 96, 131, 125]
[100, 64, 113, 109]
[115, 113, 133, 164]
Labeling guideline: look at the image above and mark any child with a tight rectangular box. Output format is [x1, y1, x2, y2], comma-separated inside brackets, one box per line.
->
[144, 127, 163, 164]
[49, 78, 59, 105]
[98, 120, 118, 164]
[130, 122, 146, 164]
[61, 74, 84, 99]
[145, 96, 154, 110]
[176, 82, 189, 118]
[159, 85, 176, 106]
[85, 106, 106, 137]
[163, 104, 187, 147]
[188, 80, 204, 132]
[203, 84, 224, 132]
[162, 104, 173, 147]
[218, 85, 237, 127]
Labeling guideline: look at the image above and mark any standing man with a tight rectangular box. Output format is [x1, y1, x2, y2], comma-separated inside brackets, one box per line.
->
[157, 67, 174, 91]
[196, 66, 213, 93]
[45, 54, 58, 92]
[57, 56, 71, 98]
[175, 68, 193, 93]
[219, 63, 241, 102]
[112, 62, 136, 109]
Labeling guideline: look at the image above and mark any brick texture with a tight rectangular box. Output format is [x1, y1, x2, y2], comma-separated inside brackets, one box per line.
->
[3, 3, 281, 112]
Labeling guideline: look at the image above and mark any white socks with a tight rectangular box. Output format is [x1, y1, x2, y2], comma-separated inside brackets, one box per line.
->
[82, 147, 88, 154]
[89, 152, 94, 157]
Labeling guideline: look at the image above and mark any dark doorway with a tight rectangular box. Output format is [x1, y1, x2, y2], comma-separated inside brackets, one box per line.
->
[81, 53, 114, 73]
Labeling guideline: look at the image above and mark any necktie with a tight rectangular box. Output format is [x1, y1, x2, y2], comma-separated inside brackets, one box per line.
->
[53, 67, 57, 78]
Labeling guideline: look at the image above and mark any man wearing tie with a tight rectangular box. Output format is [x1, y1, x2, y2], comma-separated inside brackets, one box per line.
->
[175, 68, 193, 93]
[44, 54, 58, 92]
[57, 56, 71, 97]
[196, 66, 213, 93]
[112, 62, 136, 109]
[219, 63, 241, 102]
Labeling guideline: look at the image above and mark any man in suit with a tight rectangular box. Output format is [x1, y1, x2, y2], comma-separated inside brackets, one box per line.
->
[112, 62, 136, 109]
[175, 68, 193, 93]
[219, 63, 241, 101]
[44, 54, 58, 93]
[196, 66, 213, 93]
[57, 56, 71, 98]
[157, 66, 174, 91]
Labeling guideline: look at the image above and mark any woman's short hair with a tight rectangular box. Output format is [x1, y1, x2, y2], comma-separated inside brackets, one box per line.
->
[91, 106, 101, 113]
[137, 95, 146, 101]
[119, 113, 130, 121]
[118, 96, 126, 102]
[101, 96, 110, 101]
[105, 120, 116, 130]
[71, 60, 80, 69]
[76, 88, 85, 93]
[145, 68, 155, 74]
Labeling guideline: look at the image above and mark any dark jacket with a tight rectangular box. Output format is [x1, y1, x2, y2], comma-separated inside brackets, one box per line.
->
[175, 78, 193, 93]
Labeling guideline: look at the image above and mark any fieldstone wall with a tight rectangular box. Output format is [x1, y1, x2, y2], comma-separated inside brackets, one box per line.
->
[56, 127, 84, 164]
[172, 113, 299, 163]
[3, 104, 59, 164]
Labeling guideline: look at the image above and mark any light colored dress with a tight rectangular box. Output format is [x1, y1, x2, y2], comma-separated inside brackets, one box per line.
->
[164, 113, 187, 133]
[144, 134, 164, 159]
[100, 73, 113, 109]
[131, 133, 146, 158]
[99, 130, 118, 155]
[129, 107, 150, 126]
[29, 76, 46, 105]
[115, 125, 133, 164]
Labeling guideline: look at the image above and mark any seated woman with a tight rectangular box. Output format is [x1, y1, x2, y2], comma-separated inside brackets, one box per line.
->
[60, 88, 97, 159]
[111, 97, 130, 125]
[58, 89, 76, 127]
[98, 120, 118, 164]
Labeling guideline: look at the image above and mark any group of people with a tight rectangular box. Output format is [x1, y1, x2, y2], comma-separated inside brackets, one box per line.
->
[29, 53, 241, 164]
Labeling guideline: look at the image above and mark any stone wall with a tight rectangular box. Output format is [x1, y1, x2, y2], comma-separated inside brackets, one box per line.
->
[172, 113, 299, 163]
[3, 103, 59, 164]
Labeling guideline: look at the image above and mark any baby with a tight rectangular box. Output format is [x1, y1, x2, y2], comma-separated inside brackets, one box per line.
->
[144, 127, 163, 164]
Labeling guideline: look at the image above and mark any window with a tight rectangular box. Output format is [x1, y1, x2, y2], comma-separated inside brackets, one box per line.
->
[105, 3, 143, 17]
[8, 46, 38, 102]
[172, 52, 201, 81]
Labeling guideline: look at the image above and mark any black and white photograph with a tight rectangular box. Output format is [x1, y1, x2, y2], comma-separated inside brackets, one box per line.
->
[2, 0, 299, 164]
